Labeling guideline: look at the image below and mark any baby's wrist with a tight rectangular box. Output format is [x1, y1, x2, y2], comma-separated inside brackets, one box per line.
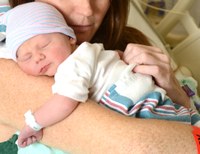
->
[24, 110, 43, 131]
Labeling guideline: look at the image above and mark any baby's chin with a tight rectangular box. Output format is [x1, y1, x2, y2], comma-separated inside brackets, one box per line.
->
[44, 71, 55, 77]
[25, 69, 55, 77]
[26, 72, 53, 77]
[46, 74, 54, 77]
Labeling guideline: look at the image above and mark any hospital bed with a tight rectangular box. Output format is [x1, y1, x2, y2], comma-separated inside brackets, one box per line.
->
[0, 0, 200, 153]
[155, 0, 200, 94]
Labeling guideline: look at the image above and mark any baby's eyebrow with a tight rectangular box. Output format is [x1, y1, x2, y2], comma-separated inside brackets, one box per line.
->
[36, 39, 51, 49]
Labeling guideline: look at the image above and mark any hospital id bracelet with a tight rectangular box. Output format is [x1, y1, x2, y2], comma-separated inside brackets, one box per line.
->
[24, 110, 43, 131]
[182, 84, 195, 97]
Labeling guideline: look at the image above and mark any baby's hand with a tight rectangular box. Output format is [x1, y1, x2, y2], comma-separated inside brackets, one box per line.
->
[18, 125, 43, 147]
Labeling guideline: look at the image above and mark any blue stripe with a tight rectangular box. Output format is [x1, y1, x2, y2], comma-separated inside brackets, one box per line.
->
[100, 84, 200, 125]
[0, 6, 10, 32]
[0, 6, 10, 12]
[191, 113, 200, 125]
[137, 110, 192, 123]
[0, 25, 6, 32]
[107, 84, 135, 109]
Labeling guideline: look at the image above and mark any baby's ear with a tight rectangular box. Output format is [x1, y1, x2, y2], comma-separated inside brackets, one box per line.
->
[69, 37, 76, 45]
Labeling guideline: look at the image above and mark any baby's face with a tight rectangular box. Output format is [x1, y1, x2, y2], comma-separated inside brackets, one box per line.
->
[17, 33, 76, 76]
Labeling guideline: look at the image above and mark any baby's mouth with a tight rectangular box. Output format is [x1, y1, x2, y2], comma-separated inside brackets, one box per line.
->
[40, 64, 50, 74]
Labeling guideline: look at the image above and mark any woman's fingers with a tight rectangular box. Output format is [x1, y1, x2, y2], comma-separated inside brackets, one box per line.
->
[122, 43, 190, 107]
[133, 64, 171, 87]
[125, 51, 170, 66]
[123, 43, 163, 57]
[123, 43, 171, 85]
[123, 44, 170, 65]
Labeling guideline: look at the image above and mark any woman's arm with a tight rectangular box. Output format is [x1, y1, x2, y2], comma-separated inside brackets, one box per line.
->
[0, 59, 197, 153]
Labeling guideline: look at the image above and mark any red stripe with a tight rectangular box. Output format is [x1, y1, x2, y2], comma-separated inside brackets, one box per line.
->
[100, 98, 129, 114]
[101, 91, 192, 117]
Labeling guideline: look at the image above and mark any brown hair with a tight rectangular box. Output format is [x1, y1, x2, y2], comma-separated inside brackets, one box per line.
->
[9, 0, 151, 50]
[92, 0, 151, 50]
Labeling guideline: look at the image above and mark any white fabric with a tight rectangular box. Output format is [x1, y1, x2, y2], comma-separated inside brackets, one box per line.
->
[0, 2, 76, 61]
[24, 110, 43, 131]
[114, 64, 166, 102]
[52, 42, 166, 103]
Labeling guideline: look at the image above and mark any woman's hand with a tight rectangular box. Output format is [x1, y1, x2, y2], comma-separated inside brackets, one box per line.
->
[122, 43, 190, 108]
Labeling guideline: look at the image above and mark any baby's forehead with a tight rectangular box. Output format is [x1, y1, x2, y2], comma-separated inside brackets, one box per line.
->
[17, 34, 51, 51]
[18, 32, 68, 53]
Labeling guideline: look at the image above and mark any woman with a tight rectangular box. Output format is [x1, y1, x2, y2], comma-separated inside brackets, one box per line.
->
[8, 0, 190, 107]
[0, 0, 196, 153]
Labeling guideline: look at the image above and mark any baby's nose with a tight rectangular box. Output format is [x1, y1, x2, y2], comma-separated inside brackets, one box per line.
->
[34, 53, 45, 63]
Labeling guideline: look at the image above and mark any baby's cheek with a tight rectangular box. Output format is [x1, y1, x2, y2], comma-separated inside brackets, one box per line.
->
[21, 65, 38, 76]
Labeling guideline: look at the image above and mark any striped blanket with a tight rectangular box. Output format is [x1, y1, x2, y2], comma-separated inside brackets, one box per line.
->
[100, 84, 200, 126]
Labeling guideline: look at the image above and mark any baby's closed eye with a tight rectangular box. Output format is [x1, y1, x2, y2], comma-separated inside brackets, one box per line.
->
[17, 53, 32, 62]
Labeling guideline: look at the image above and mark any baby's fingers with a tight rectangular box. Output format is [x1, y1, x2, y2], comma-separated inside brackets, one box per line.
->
[17, 138, 28, 147]
[18, 136, 37, 147]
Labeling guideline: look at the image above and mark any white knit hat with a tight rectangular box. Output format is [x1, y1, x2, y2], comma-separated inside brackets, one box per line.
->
[0, 2, 76, 61]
